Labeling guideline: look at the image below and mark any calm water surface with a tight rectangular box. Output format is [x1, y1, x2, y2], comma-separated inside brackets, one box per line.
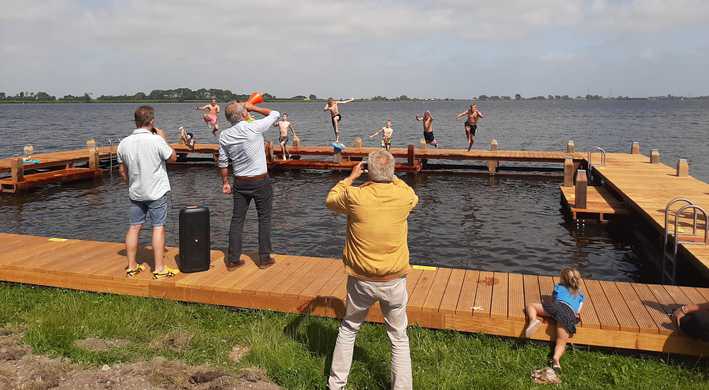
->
[1, 100, 708, 283]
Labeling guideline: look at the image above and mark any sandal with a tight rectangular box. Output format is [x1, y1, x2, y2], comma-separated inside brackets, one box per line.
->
[125, 264, 145, 277]
[152, 266, 179, 280]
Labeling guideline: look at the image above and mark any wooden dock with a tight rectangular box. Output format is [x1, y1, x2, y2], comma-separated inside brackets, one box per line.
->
[0, 232, 707, 356]
[560, 186, 628, 221]
[592, 153, 709, 277]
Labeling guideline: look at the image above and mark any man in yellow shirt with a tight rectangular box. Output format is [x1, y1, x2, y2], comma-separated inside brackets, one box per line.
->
[325, 150, 418, 390]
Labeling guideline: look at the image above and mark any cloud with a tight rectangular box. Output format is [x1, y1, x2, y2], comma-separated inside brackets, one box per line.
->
[0, 0, 707, 97]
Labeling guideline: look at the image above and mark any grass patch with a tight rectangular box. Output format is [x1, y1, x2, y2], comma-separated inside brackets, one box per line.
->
[0, 281, 707, 389]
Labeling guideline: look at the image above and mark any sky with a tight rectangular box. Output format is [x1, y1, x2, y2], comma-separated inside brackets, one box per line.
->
[1, 0, 708, 99]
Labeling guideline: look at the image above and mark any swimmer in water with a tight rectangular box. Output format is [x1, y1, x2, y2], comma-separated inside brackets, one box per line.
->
[456, 103, 485, 151]
[273, 113, 298, 160]
[179, 126, 195, 151]
[369, 120, 394, 151]
[324, 97, 354, 143]
[416, 111, 438, 148]
[196, 97, 220, 135]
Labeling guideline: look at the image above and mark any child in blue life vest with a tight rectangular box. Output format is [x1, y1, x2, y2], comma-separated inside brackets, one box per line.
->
[525, 267, 584, 371]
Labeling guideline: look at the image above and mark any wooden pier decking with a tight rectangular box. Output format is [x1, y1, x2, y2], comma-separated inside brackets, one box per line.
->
[0, 233, 707, 356]
[592, 153, 709, 276]
[560, 186, 628, 221]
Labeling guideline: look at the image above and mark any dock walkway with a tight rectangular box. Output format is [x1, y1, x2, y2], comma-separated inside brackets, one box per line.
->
[0, 233, 707, 356]
[593, 153, 709, 276]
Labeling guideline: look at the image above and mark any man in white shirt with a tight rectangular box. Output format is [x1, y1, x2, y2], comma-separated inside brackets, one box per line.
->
[117, 106, 178, 279]
[218, 101, 280, 269]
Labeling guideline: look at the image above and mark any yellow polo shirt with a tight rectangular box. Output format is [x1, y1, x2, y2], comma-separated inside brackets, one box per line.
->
[326, 177, 419, 281]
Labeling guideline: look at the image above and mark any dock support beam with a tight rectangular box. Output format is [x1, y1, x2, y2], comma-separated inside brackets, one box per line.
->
[631, 142, 640, 155]
[677, 159, 689, 177]
[575, 170, 588, 209]
[407, 144, 415, 168]
[563, 158, 574, 187]
[567, 140, 575, 153]
[650, 149, 660, 164]
[88, 148, 99, 170]
[10, 158, 24, 182]
[488, 139, 499, 175]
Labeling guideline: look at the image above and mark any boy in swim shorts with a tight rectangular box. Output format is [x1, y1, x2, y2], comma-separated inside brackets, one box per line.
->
[179, 126, 195, 151]
[456, 103, 484, 151]
[196, 97, 220, 135]
[273, 113, 298, 160]
[369, 120, 394, 151]
[324, 97, 354, 143]
[416, 111, 438, 148]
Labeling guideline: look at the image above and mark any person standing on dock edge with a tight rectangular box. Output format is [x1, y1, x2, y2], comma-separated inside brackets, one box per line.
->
[324, 97, 354, 143]
[456, 103, 484, 151]
[273, 113, 297, 160]
[117, 106, 179, 279]
[415, 111, 438, 148]
[369, 119, 394, 151]
[218, 101, 280, 269]
[197, 97, 220, 135]
[325, 150, 419, 390]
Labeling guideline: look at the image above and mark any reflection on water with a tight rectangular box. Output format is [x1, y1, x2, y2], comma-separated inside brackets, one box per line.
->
[0, 166, 652, 282]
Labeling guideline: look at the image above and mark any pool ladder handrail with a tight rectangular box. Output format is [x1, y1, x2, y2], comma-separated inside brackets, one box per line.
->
[662, 197, 707, 284]
[586, 147, 607, 184]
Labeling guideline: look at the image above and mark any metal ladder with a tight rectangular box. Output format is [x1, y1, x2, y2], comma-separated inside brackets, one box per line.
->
[586, 147, 606, 184]
[662, 197, 707, 284]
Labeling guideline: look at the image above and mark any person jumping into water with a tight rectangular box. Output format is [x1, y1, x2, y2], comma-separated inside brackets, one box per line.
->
[324, 97, 354, 143]
[369, 119, 394, 151]
[196, 97, 220, 135]
[179, 126, 196, 151]
[456, 103, 484, 151]
[416, 111, 438, 148]
[273, 113, 298, 160]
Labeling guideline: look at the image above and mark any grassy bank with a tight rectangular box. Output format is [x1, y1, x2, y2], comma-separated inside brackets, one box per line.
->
[0, 282, 706, 389]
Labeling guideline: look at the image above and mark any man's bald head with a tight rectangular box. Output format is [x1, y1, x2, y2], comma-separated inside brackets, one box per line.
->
[225, 101, 248, 124]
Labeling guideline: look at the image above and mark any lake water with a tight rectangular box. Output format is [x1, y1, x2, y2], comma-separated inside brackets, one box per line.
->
[1, 100, 708, 283]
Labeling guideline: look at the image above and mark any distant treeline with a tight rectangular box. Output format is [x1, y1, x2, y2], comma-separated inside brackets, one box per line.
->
[1, 89, 707, 103]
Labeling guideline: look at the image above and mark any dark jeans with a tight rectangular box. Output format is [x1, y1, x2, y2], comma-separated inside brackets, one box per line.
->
[228, 178, 273, 263]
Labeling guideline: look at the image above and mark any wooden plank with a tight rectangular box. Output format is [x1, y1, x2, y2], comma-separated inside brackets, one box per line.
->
[632, 283, 675, 334]
[408, 268, 438, 310]
[537, 276, 555, 305]
[582, 279, 619, 330]
[438, 269, 465, 315]
[614, 282, 658, 334]
[507, 273, 526, 320]
[598, 281, 639, 332]
[489, 272, 508, 320]
[422, 267, 453, 313]
[522, 274, 540, 307]
[678, 286, 708, 305]
[455, 270, 480, 315]
[473, 271, 494, 317]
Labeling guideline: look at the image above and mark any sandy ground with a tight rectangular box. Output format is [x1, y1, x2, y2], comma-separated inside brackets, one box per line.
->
[0, 327, 281, 390]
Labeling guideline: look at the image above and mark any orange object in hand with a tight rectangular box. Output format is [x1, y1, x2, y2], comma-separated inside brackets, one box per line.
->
[247, 92, 264, 105]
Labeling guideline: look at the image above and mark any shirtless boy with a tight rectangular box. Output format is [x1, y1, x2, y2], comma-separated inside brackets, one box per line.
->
[369, 120, 394, 151]
[456, 103, 484, 151]
[415, 111, 438, 148]
[273, 113, 298, 160]
[196, 97, 220, 135]
[324, 97, 354, 143]
[179, 126, 195, 151]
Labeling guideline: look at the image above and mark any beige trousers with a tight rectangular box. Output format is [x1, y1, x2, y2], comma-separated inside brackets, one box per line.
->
[328, 276, 412, 390]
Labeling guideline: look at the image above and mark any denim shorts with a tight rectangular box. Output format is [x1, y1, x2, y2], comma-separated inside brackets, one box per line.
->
[128, 192, 170, 227]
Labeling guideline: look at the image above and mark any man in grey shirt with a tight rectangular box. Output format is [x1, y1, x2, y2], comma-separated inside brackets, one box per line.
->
[117, 105, 178, 279]
[218, 101, 280, 269]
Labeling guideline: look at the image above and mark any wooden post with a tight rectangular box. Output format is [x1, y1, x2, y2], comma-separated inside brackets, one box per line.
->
[488, 139, 499, 175]
[86, 139, 96, 150]
[419, 138, 427, 149]
[407, 144, 415, 167]
[631, 142, 640, 155]
[265, 141, 274, 163]
[566, 140, 575, 153]
[352, 137, 363, 148]
[650, 149, 660, 164]
[10, 158, 24, 182]
[88, 147, 99, 170]
[677, 159, 689, 177]
[563, 158, 574, 187]
[575, 170, 588, 209]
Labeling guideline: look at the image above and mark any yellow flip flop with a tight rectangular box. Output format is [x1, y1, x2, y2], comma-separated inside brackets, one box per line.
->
[125, 264, 146, 277]
[152, 266, 180, 280]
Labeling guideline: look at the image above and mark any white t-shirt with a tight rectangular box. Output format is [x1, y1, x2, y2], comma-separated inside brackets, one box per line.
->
[117, 128, 174, 201]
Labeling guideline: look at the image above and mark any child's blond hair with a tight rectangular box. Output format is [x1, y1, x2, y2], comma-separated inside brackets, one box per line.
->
[560, 267, 582, 295]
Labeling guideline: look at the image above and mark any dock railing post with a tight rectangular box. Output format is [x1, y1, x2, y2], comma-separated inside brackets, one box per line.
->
[407, 144, 415, 168]
[575, 170, 588, 209]
[677, 159, 689, 177]
[631, 142, 640, 155]
[88, 148, 99, 170]
[563, 158, 574, 187]
[566, 140, 575, 153]
[352, 137, 363, 148]
[10, 157, 24, 182]
[488, 139, 499, 175]
[650, 149, 660, 164]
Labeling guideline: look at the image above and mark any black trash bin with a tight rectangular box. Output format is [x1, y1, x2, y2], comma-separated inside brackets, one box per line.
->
[178, 206, 211, 273]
